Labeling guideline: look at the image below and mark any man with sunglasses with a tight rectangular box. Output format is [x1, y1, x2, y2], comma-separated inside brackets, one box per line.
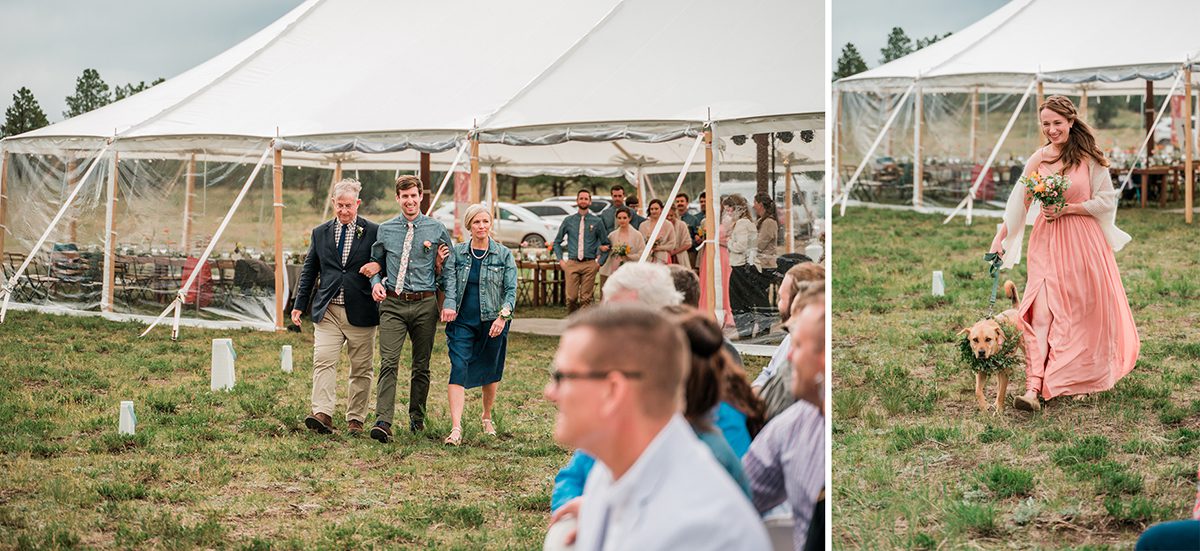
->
[544, 304, 769, 550]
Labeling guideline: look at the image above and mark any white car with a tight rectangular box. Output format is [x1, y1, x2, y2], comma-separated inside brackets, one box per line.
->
[431, 202, 559, 248]
[544, 195, 612, 214]
[518, 201, 576, 223]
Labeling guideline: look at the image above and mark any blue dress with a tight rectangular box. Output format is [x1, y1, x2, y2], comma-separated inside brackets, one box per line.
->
[446, 250, 508, 388]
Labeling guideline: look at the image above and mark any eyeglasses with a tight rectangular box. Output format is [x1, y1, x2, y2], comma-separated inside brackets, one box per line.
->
[549, 368, 643, 386]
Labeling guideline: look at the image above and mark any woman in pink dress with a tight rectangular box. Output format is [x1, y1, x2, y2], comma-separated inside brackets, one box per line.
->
[699, 202, 736, 329]
[989, 95, 1139, 411]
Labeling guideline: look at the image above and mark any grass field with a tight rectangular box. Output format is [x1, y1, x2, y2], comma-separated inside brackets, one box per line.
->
[831, 206, 1200, 549]
[0, 310, 766, 549]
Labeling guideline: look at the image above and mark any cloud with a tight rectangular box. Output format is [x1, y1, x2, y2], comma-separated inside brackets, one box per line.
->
[0, 0, 305, 121]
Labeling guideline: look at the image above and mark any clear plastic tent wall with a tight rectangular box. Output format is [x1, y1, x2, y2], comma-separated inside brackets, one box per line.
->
[0, 138, 348, 329]
[836, 82, 1200, 210]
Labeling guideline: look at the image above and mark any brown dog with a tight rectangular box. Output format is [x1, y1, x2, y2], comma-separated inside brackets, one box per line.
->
[959, 280, 1021, 414]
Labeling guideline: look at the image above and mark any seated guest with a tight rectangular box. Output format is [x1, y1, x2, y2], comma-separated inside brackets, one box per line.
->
[673, 307, 753, 497]
[1134, 464, 1199, 550]
[743, 284, 826, 550]
[753, 262, 825, 421]
[600, 261, 682, 308]
[545, 305, 769, 550]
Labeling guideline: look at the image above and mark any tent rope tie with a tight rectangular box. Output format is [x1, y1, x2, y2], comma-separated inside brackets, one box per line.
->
[983, 251, 1003, 317]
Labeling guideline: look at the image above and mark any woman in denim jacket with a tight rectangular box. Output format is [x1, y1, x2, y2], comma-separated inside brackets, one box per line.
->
[443, 204, 518, 445]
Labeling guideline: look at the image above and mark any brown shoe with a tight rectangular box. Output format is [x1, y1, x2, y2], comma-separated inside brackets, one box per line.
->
[304, 412, 334, 434]
[369, 422, 393, 444]
[347, 419, 364, 434]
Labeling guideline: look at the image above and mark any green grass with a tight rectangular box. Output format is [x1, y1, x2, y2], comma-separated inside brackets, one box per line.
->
[832, 207, 1200, 549]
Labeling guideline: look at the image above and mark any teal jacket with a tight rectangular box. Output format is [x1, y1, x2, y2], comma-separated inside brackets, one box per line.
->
[450, 238, 518, 322]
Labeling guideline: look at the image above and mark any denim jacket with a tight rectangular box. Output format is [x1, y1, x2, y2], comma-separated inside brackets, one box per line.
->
[451, 238, 517, 322]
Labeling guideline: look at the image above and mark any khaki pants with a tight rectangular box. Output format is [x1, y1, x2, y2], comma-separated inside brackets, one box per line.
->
[562, 259, 599, 312]
[311, 304, 376, 422]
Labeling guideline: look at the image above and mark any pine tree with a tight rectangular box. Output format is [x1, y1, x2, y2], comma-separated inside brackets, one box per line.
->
[1, 87, 50, 138]
[63, 68, 111, 119]
[916, 32, 951, 50]
[113, 77, 165, 101]
[880, 27, 913, 64]
[834, 43, 868, 80]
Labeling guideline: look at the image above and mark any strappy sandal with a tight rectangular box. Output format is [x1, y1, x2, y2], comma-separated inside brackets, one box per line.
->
[481, 418, 497, 436]
[444, 426, 462, 446]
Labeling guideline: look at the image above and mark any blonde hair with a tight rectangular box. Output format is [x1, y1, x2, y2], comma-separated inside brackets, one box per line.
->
[462, 204, 492, 235]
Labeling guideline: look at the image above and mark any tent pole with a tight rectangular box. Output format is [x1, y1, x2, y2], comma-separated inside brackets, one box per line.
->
[945, 79, 1038, 224]
[419, 152, 432, 212]
[183, 154, 196, 255]
[837, 82, 916, 215]
[273, 148, 285, 332]
[832, 90, 841, 197]
[884, 92, 893, 157]
[1145, 81, 1156, 158]
[488, 166, 498, 223]
[785, 160, 794, 254]
[67, 157, 79, 243]
[102, 153, 119, 313]
[913, 83, 924, 207]
[637, 133, 704, 263]
[1036, 80, 1044, 109]
[0, 151, 8, 258]
[320, 160, 343, 221]
[702, 130, 715, 318]
[1185, 66, 1193, 224]
[1079, 87, 1089, 122]
[970, 87, 979, 163]
[469, 138, 481, 204]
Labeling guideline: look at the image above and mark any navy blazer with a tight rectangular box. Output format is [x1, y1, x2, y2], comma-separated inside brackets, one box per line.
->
[293, 216, 380, 327]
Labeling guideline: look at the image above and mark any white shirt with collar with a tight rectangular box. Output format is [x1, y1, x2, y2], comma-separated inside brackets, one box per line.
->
[574, 415, 770, 551]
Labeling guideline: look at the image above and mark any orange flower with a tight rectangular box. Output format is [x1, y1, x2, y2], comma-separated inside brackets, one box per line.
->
[1033, 183, 1045, 193]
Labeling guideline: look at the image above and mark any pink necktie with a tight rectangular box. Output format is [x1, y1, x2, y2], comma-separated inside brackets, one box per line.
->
[577, 216, 585, 260]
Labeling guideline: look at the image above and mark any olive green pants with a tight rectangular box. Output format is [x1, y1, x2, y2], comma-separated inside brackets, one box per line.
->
[376, 295, 438, 428]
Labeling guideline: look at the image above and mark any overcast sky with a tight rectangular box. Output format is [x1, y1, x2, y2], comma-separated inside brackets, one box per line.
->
[0, 0, 305, 122]
[833, 0, 1009, 69]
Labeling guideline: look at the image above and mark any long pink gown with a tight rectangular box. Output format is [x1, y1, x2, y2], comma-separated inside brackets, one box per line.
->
[1018, 158, 1139, 399]
[699, 220, 735, 329]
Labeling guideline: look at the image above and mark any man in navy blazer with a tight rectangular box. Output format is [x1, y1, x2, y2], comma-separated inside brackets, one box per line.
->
[292, 179, 381, 435]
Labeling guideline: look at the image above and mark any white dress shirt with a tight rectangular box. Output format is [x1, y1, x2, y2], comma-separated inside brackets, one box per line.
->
[574, 415, 770, 551]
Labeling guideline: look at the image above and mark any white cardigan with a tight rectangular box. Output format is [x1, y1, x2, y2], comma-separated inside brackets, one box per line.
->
[997, 148, 1132, 269]
[727, 218, 758, 267]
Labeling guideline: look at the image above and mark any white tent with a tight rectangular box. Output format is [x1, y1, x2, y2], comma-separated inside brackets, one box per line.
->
[0, 0, 823, 334]
[833, 0, 1199, 221]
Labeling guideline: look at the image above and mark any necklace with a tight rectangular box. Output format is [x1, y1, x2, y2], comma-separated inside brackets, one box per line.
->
[470, 240, 489, 260]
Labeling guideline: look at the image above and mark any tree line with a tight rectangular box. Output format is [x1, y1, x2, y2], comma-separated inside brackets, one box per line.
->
[834, 27, 951, 80]
[1, 69, 164, 138]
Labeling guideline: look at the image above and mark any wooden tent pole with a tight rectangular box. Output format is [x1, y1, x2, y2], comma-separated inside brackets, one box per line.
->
[702, 130, 715, 317]
[272, 148, 285, 331]
[1079, 87, 1089, 122]
[970, 87, 979, 163]
[832, 90, 841, 197]
[469, 138, 481, 204]
[784, 160, 794, 254]
[488, 167, 499, 223]
[183, 154, 196, 255]
[913, 84, 924, 207]
[1036, 80, 1044, 109]
[1185, 66, 1194, 224]
[102, 153, 119, 312]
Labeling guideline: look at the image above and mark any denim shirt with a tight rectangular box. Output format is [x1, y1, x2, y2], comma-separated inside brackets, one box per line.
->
[551, 211, 609, 262]
[450, 238, 517, 321]
[369, 213, 458, 311]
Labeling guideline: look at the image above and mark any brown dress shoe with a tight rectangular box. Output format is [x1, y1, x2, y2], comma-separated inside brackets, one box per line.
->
[347, 419, 364, 434]
[304, 412, 334, 434]
[370, 422, 393, 444]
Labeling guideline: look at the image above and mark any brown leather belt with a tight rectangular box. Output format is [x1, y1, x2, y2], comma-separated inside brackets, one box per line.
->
[386, 290, 435, 301]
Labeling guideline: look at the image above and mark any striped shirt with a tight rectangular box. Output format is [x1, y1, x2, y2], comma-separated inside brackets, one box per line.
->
[331, 221, 354, 305]
[742, 400, 825, 550]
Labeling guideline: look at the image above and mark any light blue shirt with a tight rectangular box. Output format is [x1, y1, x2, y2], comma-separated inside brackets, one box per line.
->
[369, 213, 458, 310]
[574, 415, 770, 551]
[552, 211, 609, 262]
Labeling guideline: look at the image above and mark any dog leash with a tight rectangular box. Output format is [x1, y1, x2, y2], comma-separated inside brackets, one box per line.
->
[983, 252, 1003, 317]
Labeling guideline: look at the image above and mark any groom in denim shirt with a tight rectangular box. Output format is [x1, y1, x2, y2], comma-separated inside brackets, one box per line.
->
[365, 175, 457, 442]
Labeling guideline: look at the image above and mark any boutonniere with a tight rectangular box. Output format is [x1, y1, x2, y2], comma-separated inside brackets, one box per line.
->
[355, 225, 364, 239]
[423, 240, 432, 251]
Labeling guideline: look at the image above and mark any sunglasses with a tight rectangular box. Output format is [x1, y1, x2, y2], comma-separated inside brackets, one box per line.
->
[549, 367, 643, 386]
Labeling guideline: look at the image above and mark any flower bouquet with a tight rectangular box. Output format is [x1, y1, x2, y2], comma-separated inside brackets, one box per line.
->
[1020, 172, 1070, 222]
[612, 244, 631, 257]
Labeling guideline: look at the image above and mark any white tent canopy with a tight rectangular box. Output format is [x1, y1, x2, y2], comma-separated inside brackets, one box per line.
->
[836, 0, 1200, 94]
